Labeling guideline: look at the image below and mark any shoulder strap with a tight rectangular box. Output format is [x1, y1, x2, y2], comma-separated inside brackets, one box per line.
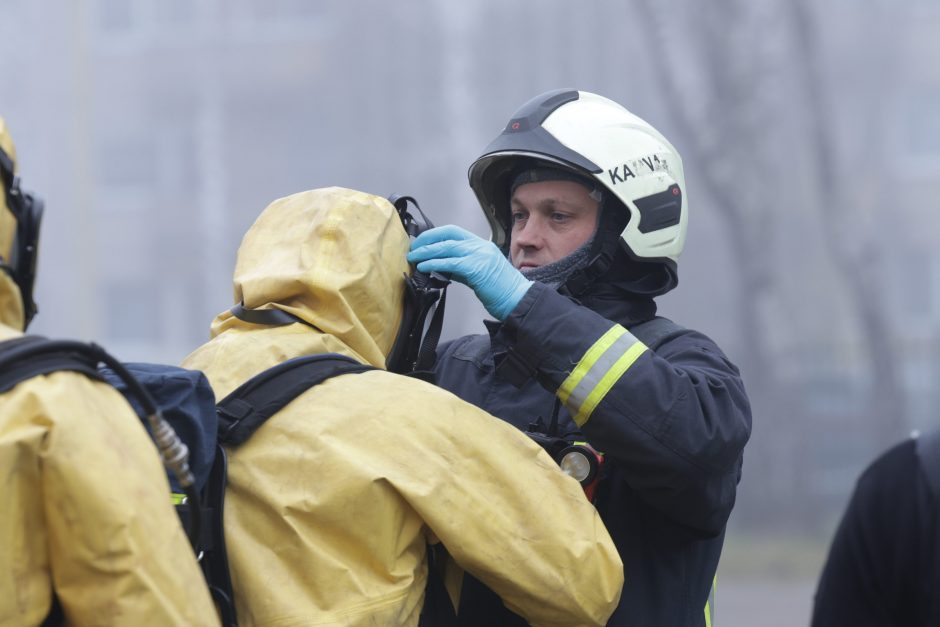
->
[0, 335, 102, 394]
[194, 444, 239, 627]
[201, 353, 375, 626]
[216, 353, 375, 446]
[629, 315, 685, 351]
[915, 428, 940, 499]
[0, 335, 103, 393]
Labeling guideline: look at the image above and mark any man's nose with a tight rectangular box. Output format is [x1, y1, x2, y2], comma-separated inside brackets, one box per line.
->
[514, 216, 544, 247]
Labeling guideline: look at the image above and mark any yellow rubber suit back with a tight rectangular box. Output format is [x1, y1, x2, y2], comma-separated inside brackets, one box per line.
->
[183, 187, 623, 627]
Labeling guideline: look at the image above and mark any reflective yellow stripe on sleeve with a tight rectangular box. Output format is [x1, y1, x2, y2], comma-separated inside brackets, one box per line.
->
[704, 575, 716, 627]
[558, 324, 648, 427]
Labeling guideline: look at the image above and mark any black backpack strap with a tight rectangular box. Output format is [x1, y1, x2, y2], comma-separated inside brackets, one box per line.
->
[0, 335, 103, 393]
[199, 444, 239, 627]
[216, 353, 375, 446]
[201, 353, 376, 626]
[628, 316, 686, 352]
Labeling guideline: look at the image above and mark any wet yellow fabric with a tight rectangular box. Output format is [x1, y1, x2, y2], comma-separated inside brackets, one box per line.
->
[0, 196, 218, 624]
[183, 187, 623, 627]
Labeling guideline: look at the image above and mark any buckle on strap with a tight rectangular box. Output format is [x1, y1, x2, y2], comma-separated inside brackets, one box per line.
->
[216, 398, 254, 440]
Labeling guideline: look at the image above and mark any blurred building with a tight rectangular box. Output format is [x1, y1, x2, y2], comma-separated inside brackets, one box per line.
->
[7, 0, 467, 363]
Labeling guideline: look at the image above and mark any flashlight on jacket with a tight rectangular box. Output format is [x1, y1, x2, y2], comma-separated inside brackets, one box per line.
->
[525, 431, 603, 501]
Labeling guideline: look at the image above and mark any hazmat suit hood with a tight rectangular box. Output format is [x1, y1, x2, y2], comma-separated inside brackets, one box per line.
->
[209, 187, 410, 370]
[0, 117, 25, 332]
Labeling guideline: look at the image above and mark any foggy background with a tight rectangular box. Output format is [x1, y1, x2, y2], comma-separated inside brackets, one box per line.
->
[2, 1, 938, 624]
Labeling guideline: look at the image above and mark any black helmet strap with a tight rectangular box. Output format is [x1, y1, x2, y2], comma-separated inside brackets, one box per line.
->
[385, 194, 450, 376]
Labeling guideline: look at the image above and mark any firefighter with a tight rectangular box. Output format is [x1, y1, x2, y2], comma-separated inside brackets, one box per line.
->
[408, 89, 753, 626]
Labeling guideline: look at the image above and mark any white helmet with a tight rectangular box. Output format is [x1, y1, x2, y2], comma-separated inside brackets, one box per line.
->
[468, 89, 687, 284]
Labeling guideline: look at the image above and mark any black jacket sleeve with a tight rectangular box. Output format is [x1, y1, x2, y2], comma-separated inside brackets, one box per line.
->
[501, 282, 752, 535]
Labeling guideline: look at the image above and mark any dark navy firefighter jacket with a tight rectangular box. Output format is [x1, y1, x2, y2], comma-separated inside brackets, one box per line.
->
[432, 280, 752, 627]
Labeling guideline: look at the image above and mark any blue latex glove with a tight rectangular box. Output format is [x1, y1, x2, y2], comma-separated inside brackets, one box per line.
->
[408, 225, 533, 321]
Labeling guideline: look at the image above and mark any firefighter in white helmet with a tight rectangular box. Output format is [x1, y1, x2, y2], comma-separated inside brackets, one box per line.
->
[408, 89, 752, 627]
[0, 116, 218, 626]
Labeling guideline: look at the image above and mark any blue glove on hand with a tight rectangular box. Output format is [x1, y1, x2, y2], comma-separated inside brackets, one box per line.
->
[407, 225, 533, 321]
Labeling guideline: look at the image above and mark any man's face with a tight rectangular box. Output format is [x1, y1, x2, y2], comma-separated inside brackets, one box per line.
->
[509, 179, 600, 270]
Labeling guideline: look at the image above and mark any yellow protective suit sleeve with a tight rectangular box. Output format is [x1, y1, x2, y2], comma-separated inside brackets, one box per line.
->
[327, 371, 624, 627]
[0, 366, 219, 627]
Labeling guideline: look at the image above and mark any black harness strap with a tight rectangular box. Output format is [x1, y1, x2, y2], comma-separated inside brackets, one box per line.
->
[203, 353, 376, 626]
[194, 443, 237, 627]
[216, 354, 373, 446]
[0, 336, 103, 393]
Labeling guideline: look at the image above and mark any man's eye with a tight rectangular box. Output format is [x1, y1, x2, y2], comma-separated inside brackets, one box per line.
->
[552, 213, 570, 223]
[511, 212, 527, 223]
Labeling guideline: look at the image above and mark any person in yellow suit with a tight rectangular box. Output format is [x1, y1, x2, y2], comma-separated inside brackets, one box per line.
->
[182, 186, 624, 627]
[0, 117, 218, 627]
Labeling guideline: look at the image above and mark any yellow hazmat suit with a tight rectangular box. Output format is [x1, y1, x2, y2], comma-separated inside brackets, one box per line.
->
[0, 117, 218, 627]
[182, 187, 624, 627]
